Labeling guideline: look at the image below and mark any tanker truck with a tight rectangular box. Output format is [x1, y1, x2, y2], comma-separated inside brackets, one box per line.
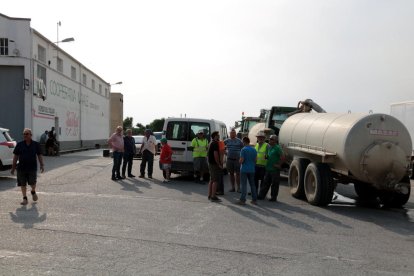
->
[279, 112, 412, 207]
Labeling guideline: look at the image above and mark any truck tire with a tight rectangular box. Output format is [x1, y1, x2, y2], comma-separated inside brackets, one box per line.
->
[304, 163, 334, 206]
[288, 158, 309, 199]
[354, 181, 378, 201]
[379, 176, 411, 208]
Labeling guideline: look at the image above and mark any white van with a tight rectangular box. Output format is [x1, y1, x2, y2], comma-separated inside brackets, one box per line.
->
[163, 118, 228, 175]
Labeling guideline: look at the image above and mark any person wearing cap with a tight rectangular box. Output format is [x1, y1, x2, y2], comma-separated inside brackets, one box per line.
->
[254, 130, 269, 195]
[191, 130, 209, 183]
[258, 134, 284, 201]
[139, 129, 157, 179]
[159, 138, 172, 182]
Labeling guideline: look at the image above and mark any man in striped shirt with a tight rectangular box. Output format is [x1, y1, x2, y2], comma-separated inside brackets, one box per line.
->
[224, 129, 244, 192]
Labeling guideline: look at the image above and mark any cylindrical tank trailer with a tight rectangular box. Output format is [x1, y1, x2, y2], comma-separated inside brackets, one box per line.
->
[279, 113, 412, 207]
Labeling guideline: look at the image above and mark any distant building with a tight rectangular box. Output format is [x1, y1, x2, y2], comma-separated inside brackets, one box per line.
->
[110, 92, 123, 134]
[0, 13, 111, 150]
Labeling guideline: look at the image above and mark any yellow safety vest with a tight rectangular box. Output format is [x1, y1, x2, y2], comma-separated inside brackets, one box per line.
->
[191, 138, 208, 158]
[255, 142, 268, 166]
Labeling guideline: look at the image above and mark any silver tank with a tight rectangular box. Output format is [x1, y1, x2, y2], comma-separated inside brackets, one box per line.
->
[279, 113, 412, 188]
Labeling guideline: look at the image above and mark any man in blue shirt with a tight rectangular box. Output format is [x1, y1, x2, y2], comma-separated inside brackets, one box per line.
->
[238, 136, 258, 205]
[11, 128, 44, 205]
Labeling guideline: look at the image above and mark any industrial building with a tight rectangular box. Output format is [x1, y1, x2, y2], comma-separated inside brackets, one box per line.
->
[0, 13, 113, 150]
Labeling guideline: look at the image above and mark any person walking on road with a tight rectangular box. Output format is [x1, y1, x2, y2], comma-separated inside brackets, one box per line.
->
[122, 129, 136, 178]
[10, 128, 44, 205]
[207, 131, 222, 202]
[258, 135, 283, 201]
[238, 136, 258, 205]
[224, 129, 243, 192]
[108, 126, 124, 180]
[191, 130, 209, 183]
[139, 129, 157, 179]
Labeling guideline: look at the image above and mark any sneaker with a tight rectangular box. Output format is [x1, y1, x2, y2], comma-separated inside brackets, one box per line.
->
[210, 196, 221, 202]
[138, 175, 145, 178]
[236, 200, 246, 205]
[31, 191, 38, 202]
[250, 200, 258, 205]
[228, 188, 236, 192]
[20, 197, 28, 205]
[128, 174, 136, 178]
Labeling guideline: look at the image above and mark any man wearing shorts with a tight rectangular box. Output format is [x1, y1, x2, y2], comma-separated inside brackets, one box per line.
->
[11, 128, 44, 205]
[224, 129, 243, 192]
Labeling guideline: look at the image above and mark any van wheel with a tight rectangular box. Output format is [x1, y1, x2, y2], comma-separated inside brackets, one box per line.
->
[288, 159, 309, 199]
[304, 163, 334, 206]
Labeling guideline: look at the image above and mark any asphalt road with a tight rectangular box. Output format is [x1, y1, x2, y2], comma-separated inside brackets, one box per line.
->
[1, 150, 413, 275]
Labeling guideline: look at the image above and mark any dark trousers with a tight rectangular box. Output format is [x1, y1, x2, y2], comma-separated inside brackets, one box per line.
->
[258, 171, 280, 200]
[122, 152, 134, 176]
[112, 151, 123, 178]
[217, 172, 224, 193]
[140, 150, 154, 177]
[254, 165, 266, 195]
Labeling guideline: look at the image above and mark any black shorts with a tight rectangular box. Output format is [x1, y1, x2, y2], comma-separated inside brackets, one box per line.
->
[17, 170, 37, 186]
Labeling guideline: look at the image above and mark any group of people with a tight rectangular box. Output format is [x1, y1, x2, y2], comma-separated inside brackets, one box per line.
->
[108, 126, 172, 182]
[194, 128, 284, 205]
[39, 127, 59, 156]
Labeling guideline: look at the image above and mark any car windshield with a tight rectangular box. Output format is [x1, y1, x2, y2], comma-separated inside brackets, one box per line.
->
[154, 132, 162, 140]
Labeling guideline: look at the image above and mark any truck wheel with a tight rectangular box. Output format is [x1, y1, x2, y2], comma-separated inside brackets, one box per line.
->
[354, 181, 378, 201]
[379, 176, 411, 208]
[304, 163, 334, 206]
[288, 159, 309, 199]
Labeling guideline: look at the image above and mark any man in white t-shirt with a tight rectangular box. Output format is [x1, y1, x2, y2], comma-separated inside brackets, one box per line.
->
[139, 129, 157, 179]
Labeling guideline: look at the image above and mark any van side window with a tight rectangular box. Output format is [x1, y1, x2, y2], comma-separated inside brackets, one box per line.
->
[166, 121, 188, 141]
[190, 123, 210, 141]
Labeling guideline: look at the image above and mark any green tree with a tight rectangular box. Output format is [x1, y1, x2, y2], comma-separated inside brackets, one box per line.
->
[123, 117, 133, 129]
[148, 118, 165, 132]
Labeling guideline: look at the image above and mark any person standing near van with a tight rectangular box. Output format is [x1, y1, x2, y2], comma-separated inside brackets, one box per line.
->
[139, 129, 157, 179]
[207, 131, 222, 202]
[224, 129, 244, 192]
[191, 130, 209, 183]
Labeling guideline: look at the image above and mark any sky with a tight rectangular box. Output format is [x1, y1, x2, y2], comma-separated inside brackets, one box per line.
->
[3, 0, 414, 128]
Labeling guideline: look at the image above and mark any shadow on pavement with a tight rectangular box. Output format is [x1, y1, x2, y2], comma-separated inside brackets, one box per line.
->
[9, 203, 47, 229]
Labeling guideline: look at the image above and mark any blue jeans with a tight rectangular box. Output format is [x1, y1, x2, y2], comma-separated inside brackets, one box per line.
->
[240, 172, 257, 202]
[112, 151, 124, 178]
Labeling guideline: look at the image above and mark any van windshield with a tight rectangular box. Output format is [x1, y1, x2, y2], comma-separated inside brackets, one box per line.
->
[166, 121, 210, 141]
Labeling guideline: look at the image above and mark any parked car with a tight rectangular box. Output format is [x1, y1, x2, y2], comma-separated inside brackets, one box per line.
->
[0, 127, 16, 171]
[133, 135, 144, 159]
[153, 131, 163, 153]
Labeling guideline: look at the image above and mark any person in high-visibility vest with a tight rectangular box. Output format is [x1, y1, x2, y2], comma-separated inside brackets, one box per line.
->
[254, 130, 269, 195]
[191, 130, 209, 183]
